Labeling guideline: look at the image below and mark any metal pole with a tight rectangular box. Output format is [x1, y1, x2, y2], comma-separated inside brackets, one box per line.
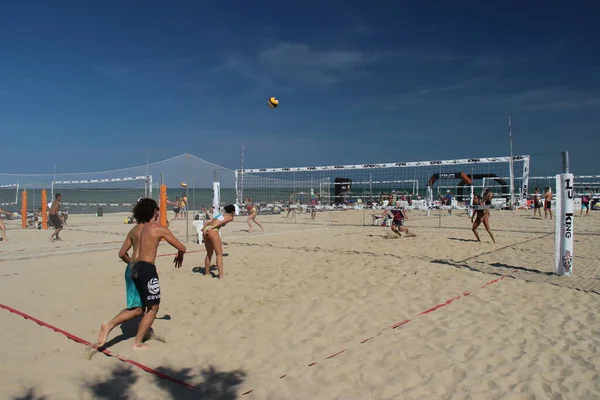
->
[185, 153, 190, 243]
[508, 116, 515, 208]
[52, 163, 56, 198]
[562, 151, 569, 173]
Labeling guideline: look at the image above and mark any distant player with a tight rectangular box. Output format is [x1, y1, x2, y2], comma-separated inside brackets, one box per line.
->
[580, 187, 591, 217]
[202, 204, 236, 279]
[0, 208, 11, 242]
[532, 187, 542, 217]
[544, 187, 553, 219]
[96, 198, 186, 350]
[245, 197, 263, 232]
[386, 207, 415, 237]
[49, 193, 63, 241]
[471, 195, 495, 243]
[483, 188, 493, 206]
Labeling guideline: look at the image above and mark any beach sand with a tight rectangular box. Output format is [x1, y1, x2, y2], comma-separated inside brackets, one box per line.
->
[1, 209, 599, 399]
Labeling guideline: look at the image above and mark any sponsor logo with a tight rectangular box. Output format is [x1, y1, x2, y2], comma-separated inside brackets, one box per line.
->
[334, 165, 345, 169]
[522, 184, 528, 199]
[307, 167, 316, 170]
[147, 278, 160, 295]
[565, 177, 573, 199]
[430, 161, 442, 165]
[282, 168, 290, 171]
[468, 158, 480, 163]
[562, 250, 572, 272]
[440, 173, 456, 179]
[259, 168, 266, 172]
[564, 212, 573, 238]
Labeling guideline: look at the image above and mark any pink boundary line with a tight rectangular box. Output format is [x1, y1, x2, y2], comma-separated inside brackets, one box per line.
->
[0, 303, 198, 392]
[240, 275, 507, 396]
[0, 275, 508, 396]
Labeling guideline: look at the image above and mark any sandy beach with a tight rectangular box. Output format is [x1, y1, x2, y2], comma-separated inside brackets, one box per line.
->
[1, 209, 599, 399]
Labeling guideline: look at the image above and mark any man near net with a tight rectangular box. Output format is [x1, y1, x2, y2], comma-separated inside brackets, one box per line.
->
[544, 187, 553, 219]
[96, 198, 186, 350]
[49, 193, 63, 242]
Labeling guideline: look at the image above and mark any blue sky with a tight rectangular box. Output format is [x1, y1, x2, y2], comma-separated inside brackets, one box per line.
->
[1, 0, 599, 176]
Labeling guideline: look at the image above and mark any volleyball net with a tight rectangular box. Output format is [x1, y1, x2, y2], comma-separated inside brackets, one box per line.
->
[236, 155, 531, 218]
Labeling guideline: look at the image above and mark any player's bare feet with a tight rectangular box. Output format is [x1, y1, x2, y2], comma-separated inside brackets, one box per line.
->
[97, 323, 111, 347]
[132, 343, 150, 350]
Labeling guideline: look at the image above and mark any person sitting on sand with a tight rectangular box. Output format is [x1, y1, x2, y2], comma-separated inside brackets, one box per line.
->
[471, 195, 495, 243]
[202, 204, 236, 279]
[96, 198, 186, 350]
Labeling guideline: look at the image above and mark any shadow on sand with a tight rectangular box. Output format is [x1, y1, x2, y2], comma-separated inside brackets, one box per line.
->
[15, 363, 246, 400]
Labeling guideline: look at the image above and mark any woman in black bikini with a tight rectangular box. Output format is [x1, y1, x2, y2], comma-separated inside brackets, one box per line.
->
[471, 195, 495, 243]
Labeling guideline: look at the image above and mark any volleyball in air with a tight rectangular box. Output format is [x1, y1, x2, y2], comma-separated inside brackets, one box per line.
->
[268, 97, 279, 108]
[180, 182, 187, 188]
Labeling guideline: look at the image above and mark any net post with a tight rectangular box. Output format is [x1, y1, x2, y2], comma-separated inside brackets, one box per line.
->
[212, 169, 220, 216]
[562, 151, 569, 173]
[159, 182, 168, 228]
[520, 156, 530, 206]
[21, 189, 27, 228]
[555, 173, 574, 276]
[41, 189, 48, 229]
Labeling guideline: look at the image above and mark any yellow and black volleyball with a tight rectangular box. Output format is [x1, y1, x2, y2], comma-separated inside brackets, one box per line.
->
[181, 182, 187, 188]
[268, 97, 279, 108]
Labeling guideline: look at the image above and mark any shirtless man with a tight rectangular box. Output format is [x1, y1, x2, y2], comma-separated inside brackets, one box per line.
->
[49, 193, 63, 241]
[202, 204, 236, 279]
[471, 195, 495, 243]
[0, 208, 11, 242]
[96, 198, 153, 347]
[98, 198, 186, 350]
[544, 187, 553, 219]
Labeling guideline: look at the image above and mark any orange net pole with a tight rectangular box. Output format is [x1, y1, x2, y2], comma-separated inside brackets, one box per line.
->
[21, 190, 27, 228]
[160, 184, 167, 227]
[41, 190, 48, 229]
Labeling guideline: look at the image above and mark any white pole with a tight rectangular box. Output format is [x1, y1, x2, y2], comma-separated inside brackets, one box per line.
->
[555, 173, 574, 276]
[213, 169, 221, 240]
[52, 163, 56, 199]
[508, 116, 515, 208]
[469, 183, 475, 218]
[240, 144, 244, 205]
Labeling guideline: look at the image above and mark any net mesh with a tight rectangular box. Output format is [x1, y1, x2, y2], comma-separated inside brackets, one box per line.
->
[0, 154, 235, 215]
[236, 156, 530, 222]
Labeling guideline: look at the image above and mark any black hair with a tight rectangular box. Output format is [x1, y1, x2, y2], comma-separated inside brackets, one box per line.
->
[224, 204, 235, 214]
[55, 193, 61, 199]
[133, 198, 159, 223]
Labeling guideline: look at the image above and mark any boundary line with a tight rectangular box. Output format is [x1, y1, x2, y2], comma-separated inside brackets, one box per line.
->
[240, 275, 508, 396]
[0, 275, 508, 396]
[0, 303, 199, 392]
